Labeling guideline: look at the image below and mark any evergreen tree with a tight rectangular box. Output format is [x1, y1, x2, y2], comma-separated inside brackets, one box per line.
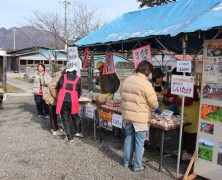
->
[137, 0, 176, 7]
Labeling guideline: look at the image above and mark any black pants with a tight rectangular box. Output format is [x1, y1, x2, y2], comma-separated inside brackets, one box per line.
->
[61, 101, 82, 141]
[48, 105, 58, 131]
[34, 95, 49, 116]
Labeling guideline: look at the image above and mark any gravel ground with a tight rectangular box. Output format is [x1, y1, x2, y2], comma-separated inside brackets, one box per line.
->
[0, 95, 193, 180]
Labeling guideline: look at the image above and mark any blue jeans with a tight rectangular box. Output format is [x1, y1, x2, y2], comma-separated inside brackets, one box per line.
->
[123, 123, 146, 171]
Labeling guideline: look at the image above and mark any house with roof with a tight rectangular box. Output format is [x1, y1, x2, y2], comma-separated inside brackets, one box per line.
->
[7, 47, 67, 73]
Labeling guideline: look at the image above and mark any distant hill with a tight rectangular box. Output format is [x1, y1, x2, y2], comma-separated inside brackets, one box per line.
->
[0, 26, 63, 50]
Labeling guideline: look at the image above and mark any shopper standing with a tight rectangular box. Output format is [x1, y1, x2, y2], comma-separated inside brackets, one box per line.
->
[56, 65, 82, 143]
[32, 63, 52, 118]
[43, 71, 63, 135]
[121, 61, 159, 172]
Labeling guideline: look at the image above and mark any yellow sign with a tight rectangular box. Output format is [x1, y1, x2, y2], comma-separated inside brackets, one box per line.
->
[99, 109, 112, 122]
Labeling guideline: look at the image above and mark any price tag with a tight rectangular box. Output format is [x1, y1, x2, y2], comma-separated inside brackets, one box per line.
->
[160, 110, 174, 118]
[85, 106, 95, 119]
[177, 61, 191, 73]
[112, 114, 123, 129]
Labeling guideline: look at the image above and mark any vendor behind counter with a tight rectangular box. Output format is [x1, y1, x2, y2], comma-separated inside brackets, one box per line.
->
[95, 61, 120, 107]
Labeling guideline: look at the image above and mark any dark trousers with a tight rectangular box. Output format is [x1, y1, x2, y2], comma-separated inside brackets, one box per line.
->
[0, 95, 3, 110]
[48, 104, 58, 131]
[183, 132, 197, 155]
[34, 95, 49, 116]
[61, 101, 82, 140]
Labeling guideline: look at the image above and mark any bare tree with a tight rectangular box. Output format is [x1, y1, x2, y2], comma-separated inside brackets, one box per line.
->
[25, 1, 104, 50]
[137, 0, 176, 7]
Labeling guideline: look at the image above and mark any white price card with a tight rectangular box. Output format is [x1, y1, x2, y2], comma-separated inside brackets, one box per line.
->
[85, 106, 95, 119]
[160, 110, 174, 118]
[177, 61, 191, 73]
[112, 114, 123, 129]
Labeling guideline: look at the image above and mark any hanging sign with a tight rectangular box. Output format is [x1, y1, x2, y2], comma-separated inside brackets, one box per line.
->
[177, 61, 191, 73]
[67, 46, 81, 76]
[132, 44, 152, 68]
[85, 106, 95, 119]
[103, 51, 115, 74]
[83, 48, 90, 70]
[171, 75, 194, 98]
[112, 114, 123, 129]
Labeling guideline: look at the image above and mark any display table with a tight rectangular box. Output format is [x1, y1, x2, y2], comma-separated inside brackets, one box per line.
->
[150, 122, 192, 172]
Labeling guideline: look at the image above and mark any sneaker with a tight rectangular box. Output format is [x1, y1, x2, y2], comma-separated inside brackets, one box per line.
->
[44, 115, 50, 119]
[52, 131, 57, 136]
[37, 115, 43, 118]
[75, 133, 84, 138]
[133, 165, 146, 172]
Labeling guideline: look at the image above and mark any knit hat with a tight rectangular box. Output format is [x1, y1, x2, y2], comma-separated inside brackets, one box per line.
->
[152, 68, 165, 79]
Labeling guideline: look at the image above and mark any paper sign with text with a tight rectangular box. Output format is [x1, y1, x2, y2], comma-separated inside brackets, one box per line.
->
[85, 106, 95, 119]
[67, 46, 81, 76]
[132, 44, 152, 68]
[177, 61, 191, 72]
[161, 110, 174, 118]
[171, 75, 194, 98]
[112, 114, 123, 129]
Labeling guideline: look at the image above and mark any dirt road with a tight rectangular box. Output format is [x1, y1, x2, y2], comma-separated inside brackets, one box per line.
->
[0, 95, 190, 180]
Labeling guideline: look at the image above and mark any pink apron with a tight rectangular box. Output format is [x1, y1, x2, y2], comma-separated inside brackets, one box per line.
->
[56, 74, 80, 114]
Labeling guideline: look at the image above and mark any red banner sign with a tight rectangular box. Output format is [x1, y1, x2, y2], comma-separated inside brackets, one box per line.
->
[83, 48, 90, 70]
[132, 44, 152, 68]
[103, 51, 115, 74]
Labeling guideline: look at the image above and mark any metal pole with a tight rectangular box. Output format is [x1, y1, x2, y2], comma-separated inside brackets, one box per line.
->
[176, 34, 187, 178]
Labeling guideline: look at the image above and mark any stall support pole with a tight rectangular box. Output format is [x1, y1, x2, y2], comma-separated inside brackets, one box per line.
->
[176, 34, 187, 178]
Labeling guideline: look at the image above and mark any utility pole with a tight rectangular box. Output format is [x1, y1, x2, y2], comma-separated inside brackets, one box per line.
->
[60, 0, 70, 52]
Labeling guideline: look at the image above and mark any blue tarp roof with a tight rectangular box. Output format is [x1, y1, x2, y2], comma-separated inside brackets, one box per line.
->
[74, 0, 222, 47]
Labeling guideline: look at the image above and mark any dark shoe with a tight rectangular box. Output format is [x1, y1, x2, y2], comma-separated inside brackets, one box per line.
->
[133, 165, 146, 172]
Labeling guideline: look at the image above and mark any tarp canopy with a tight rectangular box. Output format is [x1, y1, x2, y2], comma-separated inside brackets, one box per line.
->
[74, 0, 222, 54]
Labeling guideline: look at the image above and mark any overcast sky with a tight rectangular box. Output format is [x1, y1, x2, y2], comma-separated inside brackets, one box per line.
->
[0, 0, 141, 29]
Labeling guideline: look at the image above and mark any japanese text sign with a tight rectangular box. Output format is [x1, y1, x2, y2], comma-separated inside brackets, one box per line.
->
[171, 75, 194, 98]
[103, 51, 115, 74]
[67, 46, 81, 76]
[112, 114, 123, 129]
[85, 106, 95, 119]
[68, 46, 78, 61]
[99, 109, 112, 122]
[177, 61, 191, 73]
[132, 44, 152, 68]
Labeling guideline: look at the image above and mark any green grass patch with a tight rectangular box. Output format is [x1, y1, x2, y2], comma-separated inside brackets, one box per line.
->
[6, 84, 24, 93]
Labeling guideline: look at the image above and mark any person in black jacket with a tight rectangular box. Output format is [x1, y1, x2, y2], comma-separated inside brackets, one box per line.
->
[95, 61, 120, 107]
[57, 67, 83, 142]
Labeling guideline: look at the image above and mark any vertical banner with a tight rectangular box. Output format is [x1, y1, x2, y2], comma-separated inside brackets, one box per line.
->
[83, 48, 90, 70]
[103, 51, 115, 75]
[68, 46, 81, 76]
[132, 44, 152, 68]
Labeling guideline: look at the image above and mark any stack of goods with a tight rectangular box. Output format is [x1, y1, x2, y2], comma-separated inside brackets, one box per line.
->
[149, 114, 184, 129]
[101, 99, 121, 113]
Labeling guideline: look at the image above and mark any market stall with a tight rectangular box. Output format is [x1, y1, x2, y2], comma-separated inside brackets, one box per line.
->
[72, 0, 222, 178]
